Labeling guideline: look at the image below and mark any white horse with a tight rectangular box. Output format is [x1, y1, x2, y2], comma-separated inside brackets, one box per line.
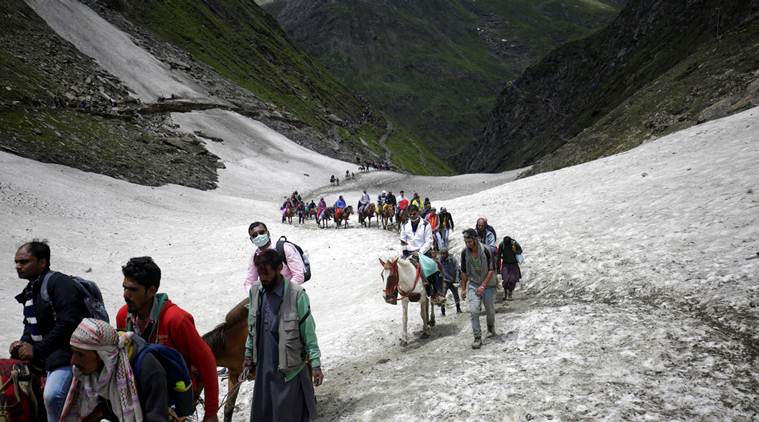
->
[380, 257, 436, 346]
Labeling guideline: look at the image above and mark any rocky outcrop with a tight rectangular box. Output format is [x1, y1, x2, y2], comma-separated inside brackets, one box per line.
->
[464, 0, 759, 173]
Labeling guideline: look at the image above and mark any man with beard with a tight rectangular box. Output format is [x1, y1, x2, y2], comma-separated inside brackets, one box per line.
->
[115, 256, 219, 422]
[243, 249, 323, 421]
[460, 229, 497, 349]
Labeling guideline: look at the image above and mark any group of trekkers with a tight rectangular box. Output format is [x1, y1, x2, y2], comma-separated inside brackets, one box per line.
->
[388, 206, 524, 349]
[10, 230, 320, 421]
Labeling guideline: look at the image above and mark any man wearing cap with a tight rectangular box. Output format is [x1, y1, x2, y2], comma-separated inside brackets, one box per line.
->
[459, 228, 497, 349]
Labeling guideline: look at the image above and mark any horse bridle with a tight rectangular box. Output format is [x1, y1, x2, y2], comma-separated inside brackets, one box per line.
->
[381, 259, 422, 299]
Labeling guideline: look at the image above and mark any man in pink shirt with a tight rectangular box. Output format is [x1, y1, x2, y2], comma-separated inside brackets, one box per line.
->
[245, 222, 306, 291]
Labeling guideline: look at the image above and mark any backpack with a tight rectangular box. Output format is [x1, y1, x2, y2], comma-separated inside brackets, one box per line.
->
[133, 344, 195, 418]
[0, 359, 45, 422]
[485, 224, 497, 241]
[40, 272, 110, 323]
[276, 236, 312, 282]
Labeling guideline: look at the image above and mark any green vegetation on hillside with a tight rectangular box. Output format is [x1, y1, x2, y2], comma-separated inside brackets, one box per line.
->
[123, 0, 450, 175]
[527, 13, 759, 175]
[267, 0, 622, 161]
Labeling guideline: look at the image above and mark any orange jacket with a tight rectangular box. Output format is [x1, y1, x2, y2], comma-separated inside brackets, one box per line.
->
[116, 299, 219, 415]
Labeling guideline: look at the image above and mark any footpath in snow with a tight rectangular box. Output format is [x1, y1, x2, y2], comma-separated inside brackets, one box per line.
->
[4, 1, 758, 420]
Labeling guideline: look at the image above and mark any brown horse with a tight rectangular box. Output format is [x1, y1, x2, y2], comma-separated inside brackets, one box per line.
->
[284, 204, 296, 224]
[317, 207, 334, 229]
[202, 298, 251, 422]
[335, 205, 353, 228]
[381, 204, 395, 230]
[359, 203, 377, 228]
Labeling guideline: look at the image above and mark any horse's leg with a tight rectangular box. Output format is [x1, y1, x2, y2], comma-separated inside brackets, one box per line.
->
[401, 298, 409, 347]
[421, 297, 431, 338]
[224, 369, 241, 422]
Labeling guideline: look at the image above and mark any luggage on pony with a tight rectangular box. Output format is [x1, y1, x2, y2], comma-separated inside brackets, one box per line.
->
[0, 359, 45, 422]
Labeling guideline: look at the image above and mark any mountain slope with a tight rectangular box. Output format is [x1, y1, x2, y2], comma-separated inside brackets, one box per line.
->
[264, 0, 623, 160]
[464, 0, 759, 173]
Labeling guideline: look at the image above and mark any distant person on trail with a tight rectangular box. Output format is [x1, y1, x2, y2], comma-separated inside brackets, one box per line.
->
[245, 222, 306, 291]
[385, 191, 397, 207]
[336, 177, 340, 186]
[317, 197, 327, 221]
[498, 236, 523, 301]
[410, 193, 422, 210]
[397, 191, 409, 220]
[297, 201, 306, 224]
[11, 240, 88, 422]
[394, 205, 444, 304]
[437, 207, 454, 250]
[460, 229, 497, 349]
[307, 200, 316, 219]
[420, 197, 432, 218]
[330, 175, 335, 186]
[115, 256, 219, 422]
[243, 248, 323, 422]
[438, 248, 462, 315]
[425, 207, 439, 233]
[358, 190, 371, 216]
[377, 191, 387, 206]
[280, 197, 291, 224]
[475, 217, 497, 254]
[334, 195, 346, 220]
[60, 318, 169, 422]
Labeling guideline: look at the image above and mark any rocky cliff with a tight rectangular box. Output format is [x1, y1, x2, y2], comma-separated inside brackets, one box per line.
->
[463, 0, 759, 173]
[265, 0, 623, 161]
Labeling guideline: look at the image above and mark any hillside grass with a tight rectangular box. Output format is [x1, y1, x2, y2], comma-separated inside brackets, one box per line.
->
[124, 0, 448, 175]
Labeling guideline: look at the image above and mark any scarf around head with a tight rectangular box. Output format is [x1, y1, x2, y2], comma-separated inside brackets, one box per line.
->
[60, 318, 143, 422]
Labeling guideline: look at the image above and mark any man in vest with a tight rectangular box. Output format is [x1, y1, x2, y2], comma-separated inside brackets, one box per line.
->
[115, 257, 219, 422]
[460, 229, 497, 349]
[243, 249, 323, 421]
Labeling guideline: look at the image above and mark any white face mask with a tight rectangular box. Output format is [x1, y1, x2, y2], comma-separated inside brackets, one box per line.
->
[251, 233, 269, 248]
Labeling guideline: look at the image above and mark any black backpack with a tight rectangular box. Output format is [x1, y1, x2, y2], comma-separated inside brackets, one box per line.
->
[275, 236, 312, 282]
[40, 272, 110, 323]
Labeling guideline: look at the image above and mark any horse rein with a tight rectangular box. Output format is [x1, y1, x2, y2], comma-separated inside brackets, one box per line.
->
[382, 260, 422, 299]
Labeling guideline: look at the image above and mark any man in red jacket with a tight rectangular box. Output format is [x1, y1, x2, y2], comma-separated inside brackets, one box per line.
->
[116, 256, 219, 422]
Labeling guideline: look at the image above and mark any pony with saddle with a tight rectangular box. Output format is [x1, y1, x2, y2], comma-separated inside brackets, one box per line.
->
[318, 206, 335, 229]
[379, 257, 436, 346]
[359, 203, 377, 228]
[335, 205, 353, 228]
[202, 299, 250, 422]
[380, 203, 395, 230]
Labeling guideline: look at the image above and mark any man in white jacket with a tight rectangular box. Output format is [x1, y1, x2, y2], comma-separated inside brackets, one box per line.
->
[391, 205, 443, 304]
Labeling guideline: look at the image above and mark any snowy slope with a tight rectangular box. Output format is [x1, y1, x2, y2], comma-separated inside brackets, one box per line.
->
[3, 1, 758, 420]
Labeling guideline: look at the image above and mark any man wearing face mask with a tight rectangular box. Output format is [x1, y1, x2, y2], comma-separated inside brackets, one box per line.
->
[245, 222, 306, 292]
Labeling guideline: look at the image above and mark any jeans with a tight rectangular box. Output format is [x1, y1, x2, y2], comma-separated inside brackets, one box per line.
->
[467, 284, 495, 338]
[45, 365, 73, 422]
[437, 229, 450, 250]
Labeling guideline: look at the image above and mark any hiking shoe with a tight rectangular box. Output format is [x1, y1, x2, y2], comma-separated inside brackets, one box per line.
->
[456, 305, 462, 314]
[487, 327, 496, 338]
[472, 337, 482, 349]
